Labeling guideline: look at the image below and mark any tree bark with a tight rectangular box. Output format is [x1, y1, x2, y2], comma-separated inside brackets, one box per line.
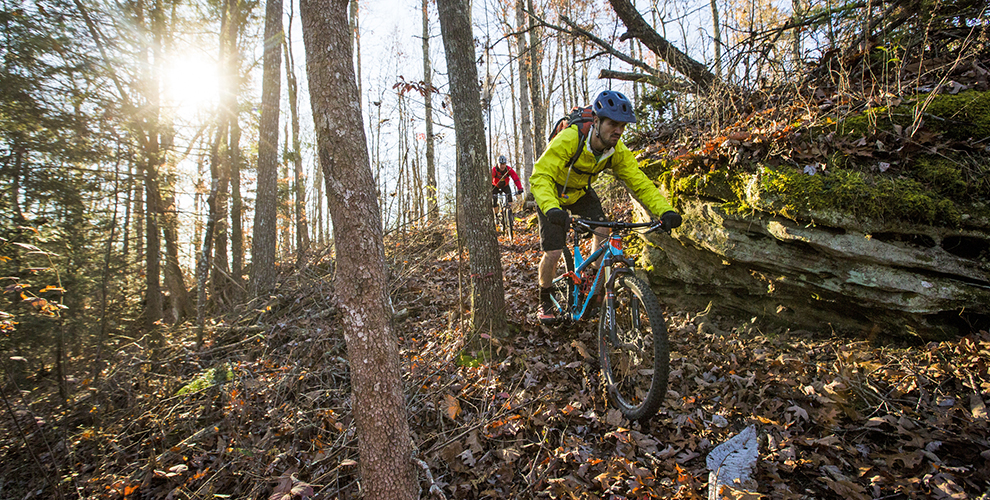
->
[299, 0, 416, 497]
[514, 0, 535, 189]
[711, 0, 722, 79]
[527, 0, 546, 156]
[608, 0, 716, 89]
[284, 8, 310, 263]
[436, 0, 508, 342]
[252, 0, 282, 295]
[422, 0, 438, 220]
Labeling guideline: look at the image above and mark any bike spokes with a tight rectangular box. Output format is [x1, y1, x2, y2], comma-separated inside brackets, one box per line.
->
[598, 275, 669, 421]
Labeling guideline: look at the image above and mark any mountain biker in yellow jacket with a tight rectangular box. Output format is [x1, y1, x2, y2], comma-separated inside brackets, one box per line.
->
[531, 90, 682, 324]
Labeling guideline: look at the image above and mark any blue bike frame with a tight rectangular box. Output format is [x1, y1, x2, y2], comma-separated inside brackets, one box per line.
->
[560, 231, 637, 321]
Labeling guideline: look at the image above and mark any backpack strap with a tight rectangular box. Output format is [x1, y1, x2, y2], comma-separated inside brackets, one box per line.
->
[558, 129, 611, 199]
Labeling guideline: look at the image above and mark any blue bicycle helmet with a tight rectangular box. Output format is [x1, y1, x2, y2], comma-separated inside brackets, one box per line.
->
[592, 90, 636, 123]
[498, 155, 507, 164]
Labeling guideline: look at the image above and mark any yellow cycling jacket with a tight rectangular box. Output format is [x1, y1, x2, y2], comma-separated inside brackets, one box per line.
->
[530, 125, 674, 217]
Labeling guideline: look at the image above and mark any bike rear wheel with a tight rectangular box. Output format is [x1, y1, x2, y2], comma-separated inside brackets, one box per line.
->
[598, 274, 669, 421]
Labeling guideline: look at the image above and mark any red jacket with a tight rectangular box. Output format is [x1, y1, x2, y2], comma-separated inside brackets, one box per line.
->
[492, 163, 522, 190]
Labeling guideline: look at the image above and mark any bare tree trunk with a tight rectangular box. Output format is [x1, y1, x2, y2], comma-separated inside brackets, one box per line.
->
[514, 0, 534, 189]
[194, 150, 205, 262]
[349, 0, 361, 112]
[134, 160, 144, 266]
[218, 0, 250, 305]
[252, 0, 282, 295]
[508, 53, 520, 181]
[163, 162, 191, 324]
[527, 0, 546, 156]
[299, 0, 415, 496]
[711, 0, 722, 79]
[412, 127, 423, 221]
[314, 154, 324, 245]
[230, 113, 244, 295]
[422, 0, 438, 220]
[279, 157, 292, 256]
[122, 160, 134, 261]
[293, 136, 310, 261]
[791, 0, 802, 73]
[144, 162, 163, 331]
[198, 129, 224, 345]
[284, 7, 309, 262]
[141, 0, 164, 332]
[437, 0, 508, 342]
[93, 165, 121, 382]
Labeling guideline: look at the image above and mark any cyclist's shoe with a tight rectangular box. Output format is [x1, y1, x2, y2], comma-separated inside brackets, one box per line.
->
[538, 287, 556, 325]
[538, 304, 557, 324]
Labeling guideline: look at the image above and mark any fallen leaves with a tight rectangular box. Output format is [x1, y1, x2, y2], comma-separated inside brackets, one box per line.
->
[4, 218, 990, 500]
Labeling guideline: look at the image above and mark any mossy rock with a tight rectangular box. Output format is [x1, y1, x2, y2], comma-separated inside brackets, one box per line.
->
[759, 164, 962, 226]
[831, 90, 990, 140]
[916, 90, 990, 141]
[650, 155, 982, 227]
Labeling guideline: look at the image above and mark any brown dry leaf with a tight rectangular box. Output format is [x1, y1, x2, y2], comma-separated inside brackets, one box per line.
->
[970, 394, 988, 420]
[822, 477, 870, 500]
[444, 394, 461, 420]
[439, 441, 463, 464]
[570, 340, 591, 359]
[269, 473, 314, 500]
[717, 484, 762, 500]
[884, 450, 924, 469]
[465, 429, 484, 453]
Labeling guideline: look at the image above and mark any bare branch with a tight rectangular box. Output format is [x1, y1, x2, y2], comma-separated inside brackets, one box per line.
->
[598, 69, 694, 93]
[608, 0, 716, 90]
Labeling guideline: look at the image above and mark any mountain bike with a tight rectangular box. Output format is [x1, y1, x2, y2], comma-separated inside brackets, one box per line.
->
[494, 191, 514, 240]
[547, 217, 672, 421]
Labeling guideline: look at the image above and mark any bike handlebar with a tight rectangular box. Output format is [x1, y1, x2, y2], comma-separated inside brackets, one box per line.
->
[571, 218, 669, 235]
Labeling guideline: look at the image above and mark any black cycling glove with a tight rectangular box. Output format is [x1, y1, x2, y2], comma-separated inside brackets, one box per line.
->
[660, 210, 682, 230]
[546, 208, 569, 227]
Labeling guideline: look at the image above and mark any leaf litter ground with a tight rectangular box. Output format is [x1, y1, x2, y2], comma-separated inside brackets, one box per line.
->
[1, 215, 989, 499]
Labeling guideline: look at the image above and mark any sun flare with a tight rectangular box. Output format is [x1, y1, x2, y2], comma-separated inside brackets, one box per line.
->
[165, 52, 219, 114]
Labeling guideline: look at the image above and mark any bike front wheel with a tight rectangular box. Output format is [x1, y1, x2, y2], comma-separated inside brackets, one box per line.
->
[598, 274, 670, 421]
[503, 205, 514, 240]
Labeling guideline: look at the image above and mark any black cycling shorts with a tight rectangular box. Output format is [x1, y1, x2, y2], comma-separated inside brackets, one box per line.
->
[492, 184, 513, 207]
[537, 188, 606, 252]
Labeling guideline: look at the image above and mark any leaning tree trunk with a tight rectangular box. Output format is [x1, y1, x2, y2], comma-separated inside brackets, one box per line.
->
[437, 0, 508, 342]
[299, 0, 416, 497]
[608, 0, 716, 89]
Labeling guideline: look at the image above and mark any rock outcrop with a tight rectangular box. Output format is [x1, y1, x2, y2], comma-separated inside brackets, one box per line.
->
[636, 171, 990, 340]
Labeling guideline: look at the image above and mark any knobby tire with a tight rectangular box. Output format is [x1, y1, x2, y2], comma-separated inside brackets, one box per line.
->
[504, 204, 514, 240]
[598, 274, 669, 421]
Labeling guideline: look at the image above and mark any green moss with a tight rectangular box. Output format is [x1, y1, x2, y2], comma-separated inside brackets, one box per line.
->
[647, 159, 746, 204]
[826, 90, 990, 141]
[915, 90, 990, 141]
[176, 363, 234, 396]
[909, 155, 967, 196]
[760, 165, 961, 225]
